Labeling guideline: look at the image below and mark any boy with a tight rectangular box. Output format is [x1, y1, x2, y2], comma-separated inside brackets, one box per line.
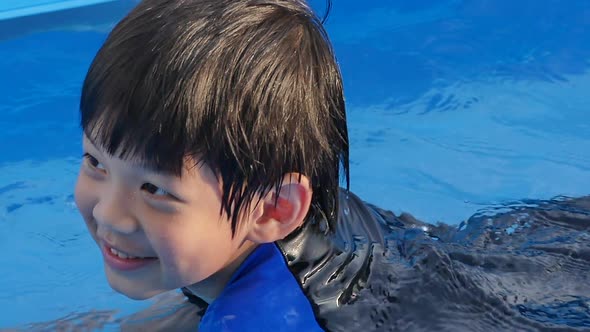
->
[75, 0, 590, 331]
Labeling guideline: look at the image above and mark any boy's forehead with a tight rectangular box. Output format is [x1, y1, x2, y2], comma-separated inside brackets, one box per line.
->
[82, 134, 197, 176]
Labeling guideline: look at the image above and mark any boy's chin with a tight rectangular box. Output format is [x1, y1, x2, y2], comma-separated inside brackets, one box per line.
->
[105, 271, 167, 300]
[118, 288, 162, 300]
[112, 284, 166, 300]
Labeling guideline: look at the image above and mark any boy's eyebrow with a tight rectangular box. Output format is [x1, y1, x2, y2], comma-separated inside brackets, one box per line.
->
[82, 135, 102, 154]
[83, 134, 180, 177]
[82, 133, 96, 148]
[123, 154, 181, 178]
[139, 162, 178, 178]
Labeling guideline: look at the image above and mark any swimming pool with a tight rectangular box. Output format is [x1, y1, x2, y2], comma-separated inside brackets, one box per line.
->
[1, 0, 588, 329]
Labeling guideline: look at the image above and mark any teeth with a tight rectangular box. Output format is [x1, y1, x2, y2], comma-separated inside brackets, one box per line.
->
[109, 247, 139, 259]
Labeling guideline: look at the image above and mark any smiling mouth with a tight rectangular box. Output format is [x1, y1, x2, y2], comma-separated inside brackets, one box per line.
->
[108, 246, 156, 260]
[101, 242, 158, 271]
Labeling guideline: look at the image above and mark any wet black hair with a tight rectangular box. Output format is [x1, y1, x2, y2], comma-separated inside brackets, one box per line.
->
[80, 0, 349, 235]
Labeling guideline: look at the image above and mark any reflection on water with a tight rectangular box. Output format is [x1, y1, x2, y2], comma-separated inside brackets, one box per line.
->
[320, 0, 590, 107]
[10, 292, 201, 332]
[319, 0, 590, 224]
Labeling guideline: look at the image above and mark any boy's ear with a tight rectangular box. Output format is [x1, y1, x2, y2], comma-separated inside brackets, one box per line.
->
[246, 173, 312, 244]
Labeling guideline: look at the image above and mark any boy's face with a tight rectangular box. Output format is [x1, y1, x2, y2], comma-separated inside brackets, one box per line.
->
[74, 135, 254, 300]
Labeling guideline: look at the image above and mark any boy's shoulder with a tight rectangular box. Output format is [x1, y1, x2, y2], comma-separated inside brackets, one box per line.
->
[199, 243, 324, 332]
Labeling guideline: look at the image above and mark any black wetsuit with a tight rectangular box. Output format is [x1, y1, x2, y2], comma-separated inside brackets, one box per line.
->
[184, 190, 590, 331]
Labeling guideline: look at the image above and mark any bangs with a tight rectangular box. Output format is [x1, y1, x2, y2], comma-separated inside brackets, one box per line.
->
[81, 82, 193, 177]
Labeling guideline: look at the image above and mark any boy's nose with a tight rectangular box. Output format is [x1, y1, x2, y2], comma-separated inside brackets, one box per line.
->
[92, 188, 139, 234]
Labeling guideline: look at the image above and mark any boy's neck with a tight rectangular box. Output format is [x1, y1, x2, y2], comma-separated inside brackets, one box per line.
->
[184, 240, 259, 304]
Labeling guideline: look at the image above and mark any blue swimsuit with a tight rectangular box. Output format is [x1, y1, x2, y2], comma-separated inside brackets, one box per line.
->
[198, 243, 323, 331]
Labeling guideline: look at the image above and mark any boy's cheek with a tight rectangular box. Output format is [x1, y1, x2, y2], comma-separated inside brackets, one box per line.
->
[74, 175, 88, 212]
[74, 174, 97, 224]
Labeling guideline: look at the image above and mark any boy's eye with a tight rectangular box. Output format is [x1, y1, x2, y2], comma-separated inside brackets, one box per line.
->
[141, 183, 170, 197]
[83, 153, 106, 172]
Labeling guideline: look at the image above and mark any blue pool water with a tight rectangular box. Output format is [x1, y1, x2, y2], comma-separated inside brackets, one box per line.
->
[0, 0, 116, 20]
[0, 0, 588, 329]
